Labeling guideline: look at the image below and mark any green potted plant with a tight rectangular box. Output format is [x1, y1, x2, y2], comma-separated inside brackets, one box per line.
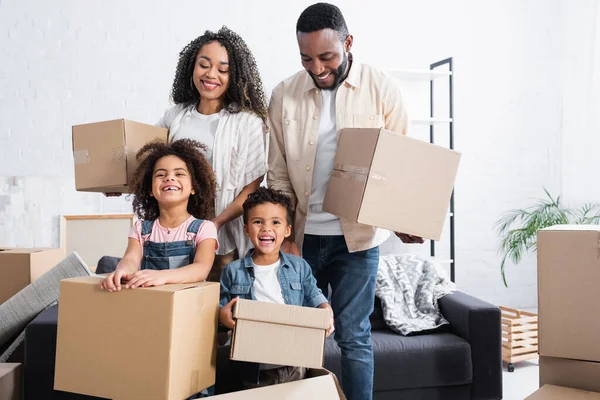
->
[495, 188, 600, 287]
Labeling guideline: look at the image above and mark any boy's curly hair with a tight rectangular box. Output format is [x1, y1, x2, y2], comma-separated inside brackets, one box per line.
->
[242, 187, 294, 225]
[171, 26, 268, 126]
[130, 139, 217, 221]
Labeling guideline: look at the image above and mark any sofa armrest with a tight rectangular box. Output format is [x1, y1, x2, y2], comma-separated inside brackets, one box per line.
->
[439, 291, 502, 400]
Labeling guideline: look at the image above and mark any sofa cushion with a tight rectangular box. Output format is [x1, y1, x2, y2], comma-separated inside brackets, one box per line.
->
[324, 330, 472, 392]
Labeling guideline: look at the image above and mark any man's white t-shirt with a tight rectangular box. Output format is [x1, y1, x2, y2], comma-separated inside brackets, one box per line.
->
[304, 88, 344, 235]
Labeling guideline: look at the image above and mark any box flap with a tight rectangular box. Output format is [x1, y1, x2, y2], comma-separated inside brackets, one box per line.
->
[211, 368, 344, 399]
[540, 224, 600, 232]
[526, 385, 600, 399]
[0, 248, 55, 254]
[0, 363, 21, 377]
[61, 277, 216, 294]
[233, 299, 331, 329]
[323, 128, 380, 221]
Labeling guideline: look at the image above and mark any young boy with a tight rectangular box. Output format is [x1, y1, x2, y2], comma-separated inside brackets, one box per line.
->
[219, 187, 334, 387]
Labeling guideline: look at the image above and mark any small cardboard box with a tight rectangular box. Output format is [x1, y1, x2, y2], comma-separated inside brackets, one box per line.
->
[540, 356, 600, 393]
[72, 119, 168, 193]
[537, 225, 600, 362]
[0, 363, 22, 400]
[211, 368, 346, 399]
[0, 248, 65, 304]
[54, 277, 219, 400]
[231, 300, 331, 369]
[526, 385, 600, 399]
[322, 128, 460, 241]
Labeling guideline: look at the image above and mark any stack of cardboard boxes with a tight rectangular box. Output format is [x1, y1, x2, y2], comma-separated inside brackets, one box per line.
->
[527, 225, 600, 398]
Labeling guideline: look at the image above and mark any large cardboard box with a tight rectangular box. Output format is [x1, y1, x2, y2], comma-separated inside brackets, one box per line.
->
[540, 356, 600, 393]
[322, 128, 461, 241]
[72, 119, 168, 193]
[54, 276, 219, 400]
[0, 248, 65, 304]
[231, 300, 331, 368]
[526, 385, 600, 399]
[537, 225, 600, 362]
[0, 363, 22, 400]
[211, 368, 346, 399]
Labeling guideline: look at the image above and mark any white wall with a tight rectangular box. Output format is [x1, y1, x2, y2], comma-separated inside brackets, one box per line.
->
[560, 0, 600, 205]
[0, 0, 574, 308]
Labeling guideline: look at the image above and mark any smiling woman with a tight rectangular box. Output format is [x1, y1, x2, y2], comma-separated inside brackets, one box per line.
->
[155, 27, 269, 283]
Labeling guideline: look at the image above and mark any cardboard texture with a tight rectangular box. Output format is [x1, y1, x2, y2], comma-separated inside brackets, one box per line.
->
[322, 128, 461, 241]
[540, 356, 600, 393]
[72, 119, 168, 193]
[537, 225, 600, 362]
[0, 248, 65, 304]
[231, 300, 330, 369]
[54, 276, 219, 400]
[211, 368, 346, 399]
[526, 385, 600, 399]
[0, 363, 22, 400]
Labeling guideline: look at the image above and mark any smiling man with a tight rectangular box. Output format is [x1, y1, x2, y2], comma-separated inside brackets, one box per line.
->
[267, 3, 420, 400]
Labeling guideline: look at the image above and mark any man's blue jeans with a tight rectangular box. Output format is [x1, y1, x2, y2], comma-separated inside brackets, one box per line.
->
[303, 234, 379, 400]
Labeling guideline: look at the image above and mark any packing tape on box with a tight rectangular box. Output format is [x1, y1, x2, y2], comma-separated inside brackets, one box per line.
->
[333, 163, 369, 175]
[111, 147, 127, 161]
[73, 149, 90, 165]
[331, 170, 367, 182]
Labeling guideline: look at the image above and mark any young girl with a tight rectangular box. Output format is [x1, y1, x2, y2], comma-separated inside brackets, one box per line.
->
[101, 139, 218, 292]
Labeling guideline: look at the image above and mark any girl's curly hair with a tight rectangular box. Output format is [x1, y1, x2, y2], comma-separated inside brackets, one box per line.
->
[130, 139, 217, 221]
[171, 26, 268, 126]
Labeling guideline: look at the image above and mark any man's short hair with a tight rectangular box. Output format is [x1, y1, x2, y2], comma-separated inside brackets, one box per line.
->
[296, 2, 349, 41]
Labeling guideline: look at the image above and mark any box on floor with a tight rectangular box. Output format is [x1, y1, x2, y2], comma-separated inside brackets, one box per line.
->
[211, 368, 345, 399]
[538, 225, 600, 362]
[54, 276, 219, 400]
[526, 385, 600, 399]
[0, 248, 65, 304]
[539, 356, 600, 393]
[231, 299, 331, 369]
[72, 119, 168, 193]
[323, 128, 460, 241]
[0, 363, 22, 400]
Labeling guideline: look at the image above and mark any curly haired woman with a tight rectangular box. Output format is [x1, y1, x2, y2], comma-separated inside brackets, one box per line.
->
[157, 26, 268, 282]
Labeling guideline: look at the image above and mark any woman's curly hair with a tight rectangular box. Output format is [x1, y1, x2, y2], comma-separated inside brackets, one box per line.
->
[171, 26, 268, 126]
[130, 139, 217, 221]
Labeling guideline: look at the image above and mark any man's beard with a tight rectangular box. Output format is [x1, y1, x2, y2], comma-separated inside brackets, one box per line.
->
[310, 52, 349, 91]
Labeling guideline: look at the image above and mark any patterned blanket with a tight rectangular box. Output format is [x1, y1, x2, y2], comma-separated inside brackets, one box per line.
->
[375, 254, 456, 336]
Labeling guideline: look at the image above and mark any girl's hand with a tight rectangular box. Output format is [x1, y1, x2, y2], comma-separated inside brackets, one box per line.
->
[126, 269, 169, 289]
[100, 269, 132, 292]
[219, 297, 239, 329]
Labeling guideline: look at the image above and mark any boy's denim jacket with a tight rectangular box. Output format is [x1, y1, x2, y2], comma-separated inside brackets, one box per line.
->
[219, 250, 329, 385]
[220, 250, 327, 308]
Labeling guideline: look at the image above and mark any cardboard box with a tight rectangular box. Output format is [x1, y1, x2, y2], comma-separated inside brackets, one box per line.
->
[54, 276, 219, 400]
[526, 385, 600, 399]
[537, 225, 600, 362]
[322, 128, 460, 241]
[0, 363, 22, 400]
[231, 300, 331, 369]
[72, 119, 168, 193]
[0, 248, 65, 304]
[211, 368, 346, 399]
[540, 356, 600, 393]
